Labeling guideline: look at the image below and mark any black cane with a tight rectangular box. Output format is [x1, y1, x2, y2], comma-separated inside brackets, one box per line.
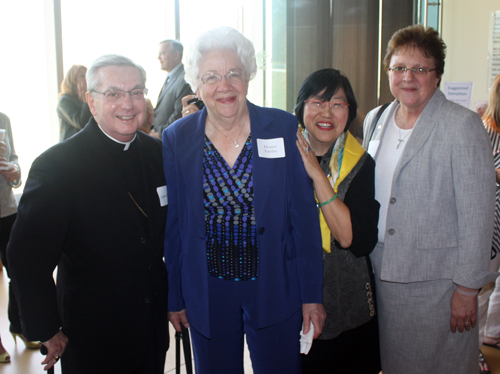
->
[181, 325, 193, 374]
[40, 344, 55, 374]
[175, 331, 182, 374]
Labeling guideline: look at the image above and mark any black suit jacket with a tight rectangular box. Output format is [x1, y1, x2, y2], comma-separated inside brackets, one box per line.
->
[7, 118, 168, 371]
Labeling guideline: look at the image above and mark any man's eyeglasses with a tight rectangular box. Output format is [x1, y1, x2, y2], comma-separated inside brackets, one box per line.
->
[199, 69, 247, 85]
[305, 100, 350, 112]
[91, 88, 148, 102]
[388, 66, 437, 76]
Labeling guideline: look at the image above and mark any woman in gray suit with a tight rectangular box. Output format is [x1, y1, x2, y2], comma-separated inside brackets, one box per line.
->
[362, 25, 496, 373]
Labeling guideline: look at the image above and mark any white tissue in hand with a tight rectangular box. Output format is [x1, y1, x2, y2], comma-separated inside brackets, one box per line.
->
[300, 321, 314, 354]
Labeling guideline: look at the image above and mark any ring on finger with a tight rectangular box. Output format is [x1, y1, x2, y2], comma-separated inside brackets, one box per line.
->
[54, 356, 59, 361]
[305, 146, 311, 152]
[186, 110, 190, 115]
[465, 321, 470, 324]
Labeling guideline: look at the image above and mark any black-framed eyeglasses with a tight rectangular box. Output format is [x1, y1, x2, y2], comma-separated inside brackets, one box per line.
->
[305, 100, 350, 112]
[91, 88, 148, 102]
[198, 69, 247, 85]
[388, 66, 437, 76]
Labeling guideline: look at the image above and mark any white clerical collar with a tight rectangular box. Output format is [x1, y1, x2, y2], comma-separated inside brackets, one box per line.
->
[97, 124, 136, 151]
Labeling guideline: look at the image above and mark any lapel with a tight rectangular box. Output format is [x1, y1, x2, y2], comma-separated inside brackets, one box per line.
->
[392, 89, 445, 185]
[157, 64, 183, 104]
[248, 102, 285, 225]
[177, 108, 207, 238]
[157, 76, 169, 103]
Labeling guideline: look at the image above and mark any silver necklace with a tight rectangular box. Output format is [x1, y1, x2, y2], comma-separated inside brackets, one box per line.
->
[397, 127, 412, 149]
[395, 108, 413, 149]
[207, 117, 245, 148]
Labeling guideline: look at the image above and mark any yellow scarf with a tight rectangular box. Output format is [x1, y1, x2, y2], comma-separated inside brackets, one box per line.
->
[318, 131, 365, 252]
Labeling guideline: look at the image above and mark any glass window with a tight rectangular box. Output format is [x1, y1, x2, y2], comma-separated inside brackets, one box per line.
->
[0, 0, 289, 188]
[60, 0, 176, 106]
[0, 1, 59, 192]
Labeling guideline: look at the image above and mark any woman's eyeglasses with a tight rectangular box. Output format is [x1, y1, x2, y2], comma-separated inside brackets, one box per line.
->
[305, 100, 350, 112]
[199, 69, 247, 85]
[388, 66, 437, 76]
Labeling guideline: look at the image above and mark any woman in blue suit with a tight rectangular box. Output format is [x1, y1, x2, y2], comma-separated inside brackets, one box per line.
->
[163, 27, 325, 374]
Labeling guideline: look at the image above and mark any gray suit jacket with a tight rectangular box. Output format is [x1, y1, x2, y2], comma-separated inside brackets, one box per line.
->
[152, 63, 193, 135]
[363, 89, 497, 289]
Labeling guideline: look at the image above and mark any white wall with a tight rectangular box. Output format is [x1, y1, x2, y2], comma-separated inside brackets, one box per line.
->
[441, 0, 499, 108]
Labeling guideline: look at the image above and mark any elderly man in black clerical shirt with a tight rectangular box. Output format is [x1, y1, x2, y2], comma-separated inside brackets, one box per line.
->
[7, 54, 169, 374]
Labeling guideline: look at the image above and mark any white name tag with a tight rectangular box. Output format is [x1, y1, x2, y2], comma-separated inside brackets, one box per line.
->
[157, 185, 168, 206]
[257, 138, 285, 158]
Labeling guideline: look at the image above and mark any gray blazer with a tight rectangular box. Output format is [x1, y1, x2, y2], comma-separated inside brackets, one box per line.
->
[362, 89, 497, 289]
[152, 63, 193, 135]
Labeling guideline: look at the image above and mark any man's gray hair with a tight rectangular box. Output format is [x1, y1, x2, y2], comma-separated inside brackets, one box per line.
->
[185, 27, 257, 92]
[160, 39, 184, 57]
[87, 54, 147, 94]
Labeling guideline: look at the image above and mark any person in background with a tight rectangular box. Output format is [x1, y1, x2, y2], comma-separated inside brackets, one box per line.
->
[150, 39, 193, 138]
[478, 73, 500, 374]
[163, 27, 325, 374]
[57, 64, 92, 141]
[362, 24, 496, 373]
[0, 112, 28, 364]
[7, 55, 168, 373]
[295, 69, 381, 374]
[139, 98, 155, 134]
[476, 100, 488, 118]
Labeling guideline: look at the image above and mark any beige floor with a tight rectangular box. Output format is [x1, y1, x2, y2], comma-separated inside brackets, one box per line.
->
[0, 268, 253, 374]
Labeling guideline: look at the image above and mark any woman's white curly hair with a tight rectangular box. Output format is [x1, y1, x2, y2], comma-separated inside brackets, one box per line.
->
[185, 26, 257, 92]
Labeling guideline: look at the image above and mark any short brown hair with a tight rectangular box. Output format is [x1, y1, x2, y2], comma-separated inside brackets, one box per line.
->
[384, 25, 446, 84]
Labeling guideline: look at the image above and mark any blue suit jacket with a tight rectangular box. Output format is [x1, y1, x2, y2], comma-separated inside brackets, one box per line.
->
[163, 101, 323, 338]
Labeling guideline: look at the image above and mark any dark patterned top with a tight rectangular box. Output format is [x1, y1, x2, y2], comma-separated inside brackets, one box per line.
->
[203, 135, 259, 281]
[486, 125, 500, 260]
